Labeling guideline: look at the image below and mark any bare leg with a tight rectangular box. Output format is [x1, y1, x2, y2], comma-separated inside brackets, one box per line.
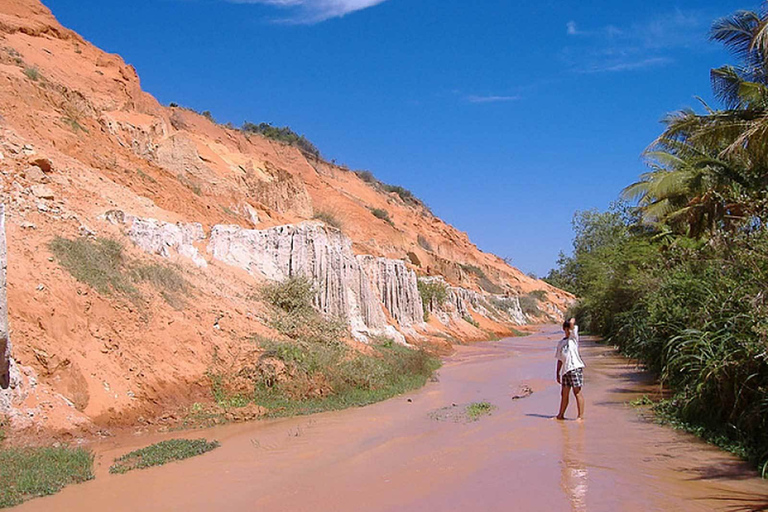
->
[556, 385, 570, 420]
[573, 387, 585, 420]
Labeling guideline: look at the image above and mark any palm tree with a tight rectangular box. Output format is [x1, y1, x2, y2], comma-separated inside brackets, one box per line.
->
[623, 124, 752, 237]
[624, 7, 768, 235]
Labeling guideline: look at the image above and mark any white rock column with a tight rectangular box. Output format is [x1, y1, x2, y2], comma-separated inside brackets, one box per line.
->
[0, 205, 9, 390]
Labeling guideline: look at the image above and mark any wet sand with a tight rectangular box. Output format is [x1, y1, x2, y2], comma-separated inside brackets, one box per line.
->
[16, 327, 768, 511]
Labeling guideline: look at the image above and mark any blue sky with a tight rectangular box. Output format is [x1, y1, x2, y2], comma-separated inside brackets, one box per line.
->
[44, 0, 749, 276]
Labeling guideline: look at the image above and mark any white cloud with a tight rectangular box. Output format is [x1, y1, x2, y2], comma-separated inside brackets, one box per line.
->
[467, 95, 520, 104]
[228, 0, 390, 23]
[582, 56, 673, 73]
[562, 9, 709, 73]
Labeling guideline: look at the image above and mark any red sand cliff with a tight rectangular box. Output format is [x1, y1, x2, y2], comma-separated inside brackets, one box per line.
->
[0, 0, 573, 437]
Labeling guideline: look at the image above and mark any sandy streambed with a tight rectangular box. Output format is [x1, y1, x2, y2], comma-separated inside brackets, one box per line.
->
[15, 326, 768, 511]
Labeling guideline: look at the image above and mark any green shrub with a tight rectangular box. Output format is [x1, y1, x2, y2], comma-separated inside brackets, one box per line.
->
[132, 263, 188, 309]
[353, 170, 430, 211]
[382, 184, 418, 206]
[136, 169, 157, 183]
[460, 264, 503, 293]
[417, 279, 448, 321]
[369, 208, 394, 226]
[355, 170, 376, 183]
[109, 439, 219, 474]
[460, 263, 485, 277]
[132, 263, 187, 294]
[242, 122, 320, 158]
[548, 206, 768, 473]
[313, 211, 343, 230]
[478, 276, 504, 294]
[261, 276, 315, 315]
[0, 446, 94, 507]
[23, 67, 40, 81]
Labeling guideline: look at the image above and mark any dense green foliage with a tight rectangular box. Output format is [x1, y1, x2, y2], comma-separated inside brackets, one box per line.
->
[242, 122, 320, 158]
[0, 446, 94, 507]
[109, 439, 219, 474]
[546, 9, 768, 475]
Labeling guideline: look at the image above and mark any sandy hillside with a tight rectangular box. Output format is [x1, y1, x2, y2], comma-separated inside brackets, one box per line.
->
[0, 0, 573, 438]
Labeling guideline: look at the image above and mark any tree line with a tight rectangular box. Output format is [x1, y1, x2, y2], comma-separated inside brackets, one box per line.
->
[546, 7, 768, 476]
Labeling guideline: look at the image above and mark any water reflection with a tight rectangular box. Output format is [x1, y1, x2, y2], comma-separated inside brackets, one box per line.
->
[560, 422, 589, 512]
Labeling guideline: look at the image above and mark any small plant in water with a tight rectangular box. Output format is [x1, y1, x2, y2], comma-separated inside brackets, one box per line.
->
[109, 439, 220, 474]
[466, 401, 495, 421]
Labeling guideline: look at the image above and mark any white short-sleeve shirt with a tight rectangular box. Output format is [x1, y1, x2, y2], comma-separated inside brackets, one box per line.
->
[555, 325, 585, 379]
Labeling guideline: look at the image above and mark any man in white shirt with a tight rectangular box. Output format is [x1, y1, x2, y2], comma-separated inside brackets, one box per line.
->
[555, 318, 585, 421]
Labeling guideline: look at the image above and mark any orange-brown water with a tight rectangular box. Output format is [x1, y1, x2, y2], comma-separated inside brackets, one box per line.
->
[16, 327, 768, 511]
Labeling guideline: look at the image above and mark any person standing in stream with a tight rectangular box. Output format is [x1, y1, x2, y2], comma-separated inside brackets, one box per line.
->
[555, 317, 585, 420]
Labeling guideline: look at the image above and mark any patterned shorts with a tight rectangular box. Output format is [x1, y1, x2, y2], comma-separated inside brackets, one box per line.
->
[562, 368, 584, 388]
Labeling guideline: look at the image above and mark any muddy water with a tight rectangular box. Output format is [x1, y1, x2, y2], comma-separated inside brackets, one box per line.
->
[17, 327, 768, 511]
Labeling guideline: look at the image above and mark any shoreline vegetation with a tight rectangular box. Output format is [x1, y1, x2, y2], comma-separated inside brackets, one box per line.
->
[0, 446, 94, 508]
[546, 7, 768, 477]
[207, 276, 442, 419]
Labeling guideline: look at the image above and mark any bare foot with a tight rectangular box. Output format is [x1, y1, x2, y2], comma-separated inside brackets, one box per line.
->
[555, 415, 565, 420]
[575, 417, 584, 422]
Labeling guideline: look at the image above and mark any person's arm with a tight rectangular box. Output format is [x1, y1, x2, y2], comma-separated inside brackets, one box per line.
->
[556, 360, 562, 384]
[569, 318, 578, 341]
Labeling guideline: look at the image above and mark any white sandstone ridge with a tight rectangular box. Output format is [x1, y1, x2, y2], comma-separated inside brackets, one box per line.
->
[420, 276, 527, 326]
[108, 212, 530, 342]
[208, 222, 411, 343]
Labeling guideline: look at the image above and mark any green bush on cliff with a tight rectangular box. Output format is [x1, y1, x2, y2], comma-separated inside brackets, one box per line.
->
[417, 279, 448, 321]
[241, 122, 320, 158]
[353, 170, 431, 213]
[369, 207, 394, 226]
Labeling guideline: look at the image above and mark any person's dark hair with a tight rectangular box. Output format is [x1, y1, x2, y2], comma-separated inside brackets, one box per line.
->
[562, 320, 570, 330]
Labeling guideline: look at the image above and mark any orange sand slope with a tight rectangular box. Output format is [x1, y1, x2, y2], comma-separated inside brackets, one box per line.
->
[0, 0, 573, 436]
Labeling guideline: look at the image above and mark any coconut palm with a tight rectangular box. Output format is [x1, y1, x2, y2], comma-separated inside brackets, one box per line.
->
[623, 129, 752, 237]
[625, 7, 768, 235]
